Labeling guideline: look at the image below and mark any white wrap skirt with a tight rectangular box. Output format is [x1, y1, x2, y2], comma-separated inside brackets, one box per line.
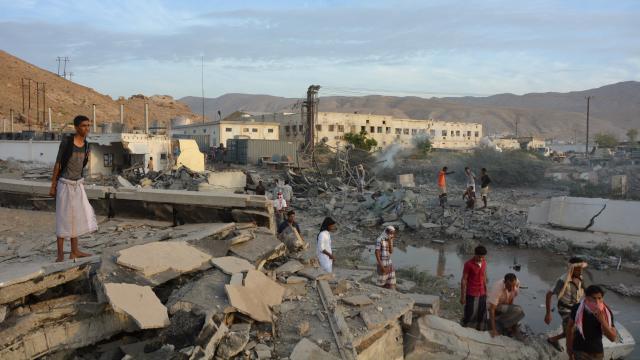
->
[56, 178, 98, 238]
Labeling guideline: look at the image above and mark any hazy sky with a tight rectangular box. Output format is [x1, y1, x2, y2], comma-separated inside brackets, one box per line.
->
[1, 0, 639, 99]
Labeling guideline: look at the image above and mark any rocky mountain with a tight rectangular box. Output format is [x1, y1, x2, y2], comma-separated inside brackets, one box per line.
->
[0, 50, 197, 132]
[181, 82, 640, 140]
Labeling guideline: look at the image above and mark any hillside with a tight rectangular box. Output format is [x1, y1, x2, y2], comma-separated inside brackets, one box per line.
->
[0, 50, 197, 132]
[181, 83, 639, 140]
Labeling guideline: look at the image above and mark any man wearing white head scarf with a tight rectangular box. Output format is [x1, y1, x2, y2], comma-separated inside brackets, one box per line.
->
[375, 226, 397, 290]
[545, 257, 588, 351]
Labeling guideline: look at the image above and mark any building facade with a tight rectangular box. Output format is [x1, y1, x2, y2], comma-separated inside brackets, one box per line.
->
[279, 112, 482, 150]
[169, 119, 280, 151]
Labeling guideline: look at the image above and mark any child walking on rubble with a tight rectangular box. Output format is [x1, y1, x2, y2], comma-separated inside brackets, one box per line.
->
[49, 115, 97, 262]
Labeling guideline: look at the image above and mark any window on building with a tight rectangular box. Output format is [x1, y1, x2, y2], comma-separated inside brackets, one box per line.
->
[203, 129, 207, 133]
[441, 130, 447, 137]
[366, 119, 370, 124]
[225, 128, 232, 132]
[103, 154, 113, 167]
[337, 125, 344, 132]
[268, 129, 274, 133]
[403, 128, 409, 135]
[467, 131, 472, 137]
[160, 153, 167, 160]
[451, 130, 455, 136]
[285, 126, 290, 133]
[328, 125, 335, 132]
[386, 127, 391, 134]
[383, 121, 386, 125]
[456, 130, 460, 136]
[377, 127, 382, 133]
[243, 128, 249, 133]
[361, 126, 366, 133]
[252, 128, 258, 133]
[411, 129, 417, 135]
[430, 129, 436, 137]
[183, 131, 186, 134]
[419, 129, 426, 134]
[370, 126, 375, 133]
[316, 125, 322, 131]
[475, 131, 479, 137]
[395, 128, 402, 135]
[299, 125, 303, 132]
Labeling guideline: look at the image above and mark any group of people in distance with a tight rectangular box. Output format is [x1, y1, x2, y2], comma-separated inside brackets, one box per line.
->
[438, 166, 491, 209]
[461, 246, 617, 359]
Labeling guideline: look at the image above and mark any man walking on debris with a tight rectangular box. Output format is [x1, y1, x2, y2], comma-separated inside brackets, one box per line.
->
[273, 191, 287, 225]
[49, 115, 97, 262]
[488, 273, 524, 338]
[375, 226, 397, 290]
[566, 285, 617, 360]
[463, 185, 476, 209]
[480, 167, 492, 209]
[545, 257, 588, 352]
[464, 166, 476, 192]
[438, 166, 455, 207]
[255, 180, 266, 195]
[355, 164, 366, 194]
[283, 180, 293, 204]
[317, 217, 337, 273]
[147, 156, 154, 173]
[461, 245, 488, 330]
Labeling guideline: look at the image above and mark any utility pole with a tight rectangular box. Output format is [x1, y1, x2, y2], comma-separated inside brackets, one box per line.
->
[201, 56, 205, 123]
[515, 117, 519, 137]
[63, 57, 70, 79]
[304, 85, 321, 153]
[585, 96, 592, 166]
[56, 57, 62, 76]
[10, 109, 14, 133]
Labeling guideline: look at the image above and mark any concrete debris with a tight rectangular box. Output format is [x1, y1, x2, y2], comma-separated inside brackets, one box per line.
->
[341, 295, 374, 307]
[211, 256, 255, 275]
[103, 283, 170, 329]
[406, 293, 440, 315]
[229, 230, 286, 267]
[166, 270, 230, 316]
[215, 323, 251, 359]
[290, 338, 340, 360]
[275, 259, 305, 276]
[297, 267, 333, 281]
[278, 225, 307, 252]
[230, 272, 244, 285]
[225, 270, 285, 322]
[117, 241, 212, 278]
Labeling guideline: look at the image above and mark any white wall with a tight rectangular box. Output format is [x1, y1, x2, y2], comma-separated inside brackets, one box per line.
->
[0, 140, 60, 164]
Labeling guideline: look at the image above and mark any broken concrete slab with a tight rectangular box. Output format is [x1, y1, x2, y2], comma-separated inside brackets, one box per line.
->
[103, 283, 170, 329]
[289, 338, 340, 360]
[117, 241, 212, 278]
[211, 256, 254, 275]
[406, 293, 440, 315]
[229, 230, 286, 267]
[397, 174, 415, 188]
[230, 273, 244, 285]
[404, 315, 541, 360]
[286, 276, 308, 284]
[215, 323, 251, 359]
[226, 231, 253, 246]
[297, 267, 333, 281]
[275, 259, 304, 276]
[356, 322, 404, 360]
[166, 270, 231, 316]
[358, 293, 414, 331]
[225, 270, 285, 323]
[341, 295, 373, 307]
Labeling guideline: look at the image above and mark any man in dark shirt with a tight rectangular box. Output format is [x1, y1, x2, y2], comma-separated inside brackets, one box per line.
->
[480, 168, 492, 209]
[277, 210, 302, 235]
[255, 180, 266, 195]
[566, 285, 617, 360]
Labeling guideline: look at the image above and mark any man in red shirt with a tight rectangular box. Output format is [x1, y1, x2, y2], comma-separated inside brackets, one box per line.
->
[461, 245, 489, 330]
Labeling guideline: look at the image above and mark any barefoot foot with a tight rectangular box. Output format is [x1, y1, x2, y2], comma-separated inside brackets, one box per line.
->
[69, 250, 91, 259]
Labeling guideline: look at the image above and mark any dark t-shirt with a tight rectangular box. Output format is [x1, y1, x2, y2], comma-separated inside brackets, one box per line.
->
[277, 221, 301, 235]
[570, 303, 615, 354]
[255, 184, 266, 195]
[481, 174, 492, 188]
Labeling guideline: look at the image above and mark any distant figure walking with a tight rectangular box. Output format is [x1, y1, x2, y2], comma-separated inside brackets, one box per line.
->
[438, 166, 455, 207]
[464, 166, 476, 192]
[355, 164, 366, 194]
[317, 217, 337, 273]
[49, 115, 97, 262]
[375, 226, 397, 290]
[480, 168, 492, 209]
[147, 157, 154, 173]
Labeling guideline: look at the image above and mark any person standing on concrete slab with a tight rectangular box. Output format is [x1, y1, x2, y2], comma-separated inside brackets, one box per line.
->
[273, 191, 287, 225]
[49, 115, 97, 262]
[480, 168, 492, 209]
[147, 157, 154, 173]
[488, 273, 523, 338]
[463, 185, 476, 209]
[255, 180, 266, 195]
[356, 164, 366, 194]
[438, 166, 455, 207]
[375, 226, 397, 290]
[545, 257, 588, 352]
[566, 285, 616, 360]
[316, 217, 337, 273]
[464, 166, 476, 192]
[283, 180, 293, 204]
[461, 245, 488, 330]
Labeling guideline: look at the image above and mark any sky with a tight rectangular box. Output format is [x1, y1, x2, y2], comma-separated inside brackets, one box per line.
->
[1, 0, 639, 100]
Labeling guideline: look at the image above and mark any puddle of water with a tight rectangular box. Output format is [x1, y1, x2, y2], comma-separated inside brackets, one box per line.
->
[364, 243, 640, 357]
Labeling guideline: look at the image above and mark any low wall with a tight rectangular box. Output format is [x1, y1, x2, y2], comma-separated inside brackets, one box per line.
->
[0, 140, 60, 164]
[528, 196, 640, 237]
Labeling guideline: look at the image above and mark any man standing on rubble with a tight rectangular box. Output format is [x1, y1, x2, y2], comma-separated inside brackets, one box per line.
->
[464, 166, 476, 192]
[147, 157, 154, 173]
[438, 166, 455, 207]
[488, 273, 524, 338]
[255, 180, 266, 195]
[566, 285, 617, 360]
[283, 180, 293, 204]
[317, 217, 337, 273]
[375, 226, 397, 290]
[49, 115, 97, 262]
[278, 210, 302, 236]
[545, 257, 588, 352]
[273, 191, 287, 225]
[356, 164, 366, 194]
[461, 245, 488, 330]
[480, 167, 491, 209]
